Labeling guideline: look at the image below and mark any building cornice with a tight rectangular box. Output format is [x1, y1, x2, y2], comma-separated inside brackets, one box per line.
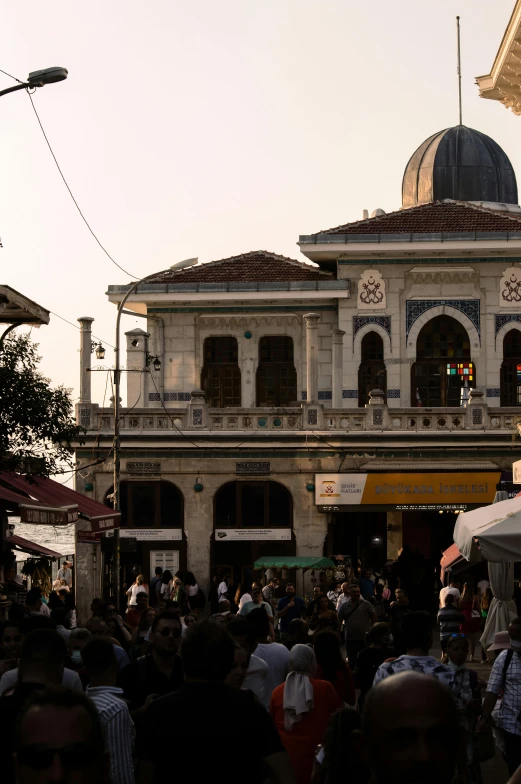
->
[476, 0, 521, 115]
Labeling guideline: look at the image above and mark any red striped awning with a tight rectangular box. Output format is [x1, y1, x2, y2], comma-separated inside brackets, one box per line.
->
[0, 473, 120, 532]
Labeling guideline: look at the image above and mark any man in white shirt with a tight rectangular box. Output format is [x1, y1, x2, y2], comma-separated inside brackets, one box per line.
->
[336, 582, 350, 611]
[439, 580, 461, 608]
[83, 638, 135, 784]
[217, 576, 229, 603]
[247, 606, 289, 710]
[57, 561, 72, 587]
[228, 617, 269, 706]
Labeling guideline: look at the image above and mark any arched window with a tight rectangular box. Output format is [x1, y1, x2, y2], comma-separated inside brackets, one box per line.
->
[501, 329, 521, 406]
[214, 481, 292, 528]
[411, 315, 474, 407]
[358, 332, 386, 406]
[256, 336, 297, 406]
[201, 337, 241, 407]
[106, 481, 184, 528]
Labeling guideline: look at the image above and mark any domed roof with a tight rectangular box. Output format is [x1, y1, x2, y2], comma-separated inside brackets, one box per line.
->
[402, 125, 518, 208]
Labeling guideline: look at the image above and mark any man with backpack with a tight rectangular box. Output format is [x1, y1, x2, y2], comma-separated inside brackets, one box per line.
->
[338, 582, 377, 667]
[479, 617, 521, 775]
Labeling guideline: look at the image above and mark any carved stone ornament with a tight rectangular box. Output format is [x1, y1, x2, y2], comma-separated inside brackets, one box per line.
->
[500, 267, 521, 307]
[198, 315, 300, 329]
[358, 270, 386, 310]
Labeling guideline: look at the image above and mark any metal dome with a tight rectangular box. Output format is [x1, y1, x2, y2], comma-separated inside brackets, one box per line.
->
[402, 125, 518, 208]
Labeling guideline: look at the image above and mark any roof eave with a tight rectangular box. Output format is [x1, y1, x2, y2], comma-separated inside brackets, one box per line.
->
[299, 237, 521, 262]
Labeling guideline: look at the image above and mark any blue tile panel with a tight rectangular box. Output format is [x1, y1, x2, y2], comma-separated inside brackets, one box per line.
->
[387, 389, 401, 398]
[342, 389, 358, 399]
[353, 315, 391, 341]
[406, 300, 480, 343]
[495, 314, 521, 337]
[486, 388, 501, 397]
[164, 392, 191, 401]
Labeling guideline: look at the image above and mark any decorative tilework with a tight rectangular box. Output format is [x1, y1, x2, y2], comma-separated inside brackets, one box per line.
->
[163, 392, 191, 402]
[192, 408, 203, 426]
[148, 392, 160, 402]
[486, 388, 501, 397]
[353, 315, 391, 342]
[80, 409, 91, 427]
[257, 417, 267, 427]
[342, 389, 358, 399]
[406, 300, 480, 343]
[472, 408, 483, 425]
[308, 409, 318, 426]
[495, 313, 521, 337]
[387, 389, 401, 398]
[301, 391, 307, 401]
[318, 391, 332, 400]
[373, 408, 383, 426]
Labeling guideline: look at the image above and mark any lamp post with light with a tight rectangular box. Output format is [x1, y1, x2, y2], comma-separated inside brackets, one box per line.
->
[0, 67, 68, 98]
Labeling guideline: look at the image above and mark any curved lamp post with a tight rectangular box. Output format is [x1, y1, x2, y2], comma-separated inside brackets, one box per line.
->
[0, 67, 68, 98]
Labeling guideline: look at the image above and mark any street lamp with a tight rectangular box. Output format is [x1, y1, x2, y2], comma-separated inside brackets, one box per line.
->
[0, 67, 68, 98]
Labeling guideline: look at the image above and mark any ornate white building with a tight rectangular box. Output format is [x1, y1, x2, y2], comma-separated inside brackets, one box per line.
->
[74, 124, 521, 617]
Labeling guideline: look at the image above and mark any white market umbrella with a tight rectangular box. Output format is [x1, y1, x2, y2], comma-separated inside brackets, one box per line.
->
[453, 494, 521, 563]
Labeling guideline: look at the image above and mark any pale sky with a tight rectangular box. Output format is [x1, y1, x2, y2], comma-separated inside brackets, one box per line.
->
[1, 0, 519, 412]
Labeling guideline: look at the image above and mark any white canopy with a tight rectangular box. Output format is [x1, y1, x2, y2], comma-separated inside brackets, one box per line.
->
[453, 494, 521, 563]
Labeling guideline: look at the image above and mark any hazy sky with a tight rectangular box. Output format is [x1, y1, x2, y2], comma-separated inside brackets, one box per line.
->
[1, 0, 519, 410]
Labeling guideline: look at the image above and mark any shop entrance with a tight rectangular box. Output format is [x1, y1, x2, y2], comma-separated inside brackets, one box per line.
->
[327, 511, 387, 570]
[212, 480, 295, 591]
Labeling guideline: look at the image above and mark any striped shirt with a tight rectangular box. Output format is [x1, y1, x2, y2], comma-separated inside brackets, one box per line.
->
[86, 685, 135, 784]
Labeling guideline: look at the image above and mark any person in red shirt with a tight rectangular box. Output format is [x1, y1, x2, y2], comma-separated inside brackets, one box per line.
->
[270, 644, 342, 784]
[313, 629, 355, 705]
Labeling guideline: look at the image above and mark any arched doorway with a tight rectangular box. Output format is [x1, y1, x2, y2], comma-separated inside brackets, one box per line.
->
[102, 481, 185, 605]
[501, 329, 521, 406]
[411, 315, 474, 406]
[212, 480, 295, 592]
[358, 331, 386, 406]
[256, 336, 297, 406]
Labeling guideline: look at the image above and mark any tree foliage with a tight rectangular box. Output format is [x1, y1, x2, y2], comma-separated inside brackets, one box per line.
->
[0, 332, 84, 477]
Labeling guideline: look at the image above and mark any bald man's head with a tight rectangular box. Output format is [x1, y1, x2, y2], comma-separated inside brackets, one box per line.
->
[362, 672, 461, 784]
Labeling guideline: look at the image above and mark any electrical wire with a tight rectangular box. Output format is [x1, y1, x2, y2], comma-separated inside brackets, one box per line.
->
[0, 68, 23, 83]
[27, 92, 137, 279]
[48, 310, 115, 349]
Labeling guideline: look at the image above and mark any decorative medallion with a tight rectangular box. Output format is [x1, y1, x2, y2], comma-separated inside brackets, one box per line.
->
[500, 267, 521, 306]
[358, 269, 386, 309]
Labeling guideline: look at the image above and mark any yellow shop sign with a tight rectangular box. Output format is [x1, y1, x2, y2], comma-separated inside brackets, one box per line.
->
[315, 473, 500, 506]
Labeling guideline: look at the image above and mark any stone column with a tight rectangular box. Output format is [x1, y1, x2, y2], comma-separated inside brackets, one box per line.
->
[304, 313, 320, 403]
[78, 317, 94, 403]
[125, 328, 149, 408]
[331, 329, 345, 408]
[386, 510, 403, 560]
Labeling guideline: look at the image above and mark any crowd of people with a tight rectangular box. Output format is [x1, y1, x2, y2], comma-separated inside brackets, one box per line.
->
[1, 560, 521, 783]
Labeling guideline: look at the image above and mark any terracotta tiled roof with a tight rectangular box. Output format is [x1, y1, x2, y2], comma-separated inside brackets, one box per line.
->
[312, 200, 521, 236]
[146, 251, 332, 283]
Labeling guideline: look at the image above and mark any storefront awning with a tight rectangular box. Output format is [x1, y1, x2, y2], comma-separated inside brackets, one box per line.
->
[0, 481, 78, 525]
[7, 534, 62, 559]
[0, 472, 120, 532]
[254, 556, 335, 570]
[440, 543, 466, 582]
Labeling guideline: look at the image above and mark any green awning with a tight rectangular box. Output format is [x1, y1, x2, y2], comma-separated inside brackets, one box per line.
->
[254, 556, 335, 570]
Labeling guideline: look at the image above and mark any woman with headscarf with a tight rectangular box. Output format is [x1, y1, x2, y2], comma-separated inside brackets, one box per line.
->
[269, 644, 342, 784]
